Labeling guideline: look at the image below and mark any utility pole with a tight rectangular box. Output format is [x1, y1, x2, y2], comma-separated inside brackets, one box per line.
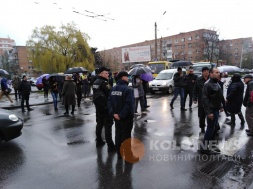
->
[155, 22, 157, 61]
[154, 11, 166, 61]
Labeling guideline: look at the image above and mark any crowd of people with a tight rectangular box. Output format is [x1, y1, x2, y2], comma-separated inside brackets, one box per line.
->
[0, 65, 253, 160]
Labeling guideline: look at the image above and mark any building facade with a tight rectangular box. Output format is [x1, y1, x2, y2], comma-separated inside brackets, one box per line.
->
[100, 29, 252, 70]
[0, 37, 16, 56]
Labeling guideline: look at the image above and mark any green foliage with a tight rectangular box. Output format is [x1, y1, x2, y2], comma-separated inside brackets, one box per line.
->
[27, 22, 95, 73]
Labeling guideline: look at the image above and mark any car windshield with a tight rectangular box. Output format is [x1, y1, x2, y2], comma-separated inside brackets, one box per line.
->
[155, 72, 173, 80]
[148, 63, 165, 74]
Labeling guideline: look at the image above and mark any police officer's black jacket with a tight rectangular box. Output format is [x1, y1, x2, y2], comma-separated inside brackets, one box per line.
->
[108, 79, 134, 120]
[92, 76, 111, 112]
[184, 73, 198, 91]
[202, 77, 223, 115]
[243, 80, 253, 107]
[19, 80, 31, 96]
[193, 75, 208, 103]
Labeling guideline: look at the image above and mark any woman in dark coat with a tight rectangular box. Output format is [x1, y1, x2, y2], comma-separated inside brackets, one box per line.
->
[62, 75, 77, 115]
[226, 74, 245, 126]
[74, 74, 83, 107]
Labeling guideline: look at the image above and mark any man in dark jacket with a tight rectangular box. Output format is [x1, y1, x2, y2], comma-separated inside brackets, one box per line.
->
[108, 71, 138, 162]
[242, 74, 253, 136]
[93, 66, 115, 152]
[170, 67, 187, 111]
[193, 67, 209, 133]
[19, 75, 33, 112]
[225, 74, 245, 126]
[200, 68, 223, 155]
[184, 67, 198, 109]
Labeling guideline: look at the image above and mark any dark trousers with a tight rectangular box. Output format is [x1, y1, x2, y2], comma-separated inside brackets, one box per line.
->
[65, 105, 75, 113]
[14, 88, 21, 100]
[96, 110, 114, 145]
[135, 96, 145, 112]
[44, 89, 48, 98]
[184, 89, 193, 108]
[115, 119, 133, 155]
[76, 90, 82, 107]
[21, 94, 30, 111]
[203, 110, 219, 149]
[198, 103, 206, 129]
[170, 87, 185, 108]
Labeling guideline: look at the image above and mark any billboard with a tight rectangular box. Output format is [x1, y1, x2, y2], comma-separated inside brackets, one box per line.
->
[122, 46, 151, 63]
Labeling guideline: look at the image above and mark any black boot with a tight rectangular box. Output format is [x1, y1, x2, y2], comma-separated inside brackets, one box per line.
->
[238, 112, 245, 125]
[227, 114, 235, 126]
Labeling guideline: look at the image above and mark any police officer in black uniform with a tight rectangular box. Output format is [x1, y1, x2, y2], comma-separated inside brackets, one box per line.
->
[92, 66, 115, 152]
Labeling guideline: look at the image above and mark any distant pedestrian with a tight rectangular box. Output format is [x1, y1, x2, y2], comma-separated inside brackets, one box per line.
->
[200, 68, 223, 155]
[170, 67, 187, 111]
[142, 79, 150, 108]
[19, 75, 33, 112]
[62, 75, 76, 115]
[184, 67, 197, 109]
[242, 74, 253, 136]
[108, 71, 138, 161]
[49, 77, 59, 110]
[12, 73, 21, 100]
[132, 75, 147, 115]
[92, 66, 115, 152]
[0, 77, 13, 104]
[193, 67, 209, 133]
[82, 74, 89, 99]
[218, 73, 230, 117]
[42, 76, 49, 100]
[225, 74, 245, 126]
[74, 74, 83, 107]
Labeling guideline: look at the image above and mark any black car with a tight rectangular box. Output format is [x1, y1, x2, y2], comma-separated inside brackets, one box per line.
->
[0, 109, 23, 142]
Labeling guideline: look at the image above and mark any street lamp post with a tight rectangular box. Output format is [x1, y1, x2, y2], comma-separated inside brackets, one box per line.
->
[154, 11, 166, 61]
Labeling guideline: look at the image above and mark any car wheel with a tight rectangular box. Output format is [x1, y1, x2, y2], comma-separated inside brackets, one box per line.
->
[167, 86, 173, 94]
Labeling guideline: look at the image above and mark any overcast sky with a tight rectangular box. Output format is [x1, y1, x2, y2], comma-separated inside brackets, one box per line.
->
[0, 0, 252, 51]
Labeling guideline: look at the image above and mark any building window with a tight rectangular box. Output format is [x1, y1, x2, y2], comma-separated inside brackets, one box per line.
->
[175, 45, 178, 49]
[181, 51, 185, 55]
[188, 43, 192, 48]
[196, 49, 199, 53]
[195, 35, 199, 39]
[188, 50, 192, 54]
[174, 39, 178, 44]
[181, 38, 185, 42]
[188, 37, 192, 41]
[181, 45, 185, 49]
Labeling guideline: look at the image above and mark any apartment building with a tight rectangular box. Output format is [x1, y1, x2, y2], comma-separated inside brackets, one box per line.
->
[219, 37, 252, 67]
[100, 29, 252, 69]
[0, 37, 16, 56]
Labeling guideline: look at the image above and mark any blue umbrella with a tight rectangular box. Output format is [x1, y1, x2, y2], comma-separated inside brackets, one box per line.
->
[36, 74, 50, 85]
[140, 72, 153, 82]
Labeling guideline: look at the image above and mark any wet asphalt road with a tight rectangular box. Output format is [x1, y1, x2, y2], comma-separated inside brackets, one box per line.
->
[1, 93, 253, 189]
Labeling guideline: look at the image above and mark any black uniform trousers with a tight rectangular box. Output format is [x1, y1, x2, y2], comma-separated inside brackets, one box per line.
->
[21, 94, 30, 111]
[96, 110, 114, 145]
[115, 118, 133, 156]
[198, 101, 206, 129]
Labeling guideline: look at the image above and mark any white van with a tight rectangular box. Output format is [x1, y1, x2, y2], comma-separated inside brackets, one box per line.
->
[149, 68, 186, 94]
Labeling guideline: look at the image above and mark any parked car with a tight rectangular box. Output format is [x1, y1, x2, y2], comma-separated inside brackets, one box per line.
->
[149, 68, 186, 94]
[0, 109, 23, 143]
[29, 77, 37, 86]
[192, 62, 216, 77]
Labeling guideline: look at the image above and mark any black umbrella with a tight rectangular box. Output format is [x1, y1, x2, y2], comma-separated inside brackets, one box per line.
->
[171, 61, 192, 68]
[64, 67, 88, 74]
[0, 69, 9, 76]
[128, 67, 152, 76]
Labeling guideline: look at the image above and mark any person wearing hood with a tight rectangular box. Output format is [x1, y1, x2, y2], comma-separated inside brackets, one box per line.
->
[225, 74, 245, 126]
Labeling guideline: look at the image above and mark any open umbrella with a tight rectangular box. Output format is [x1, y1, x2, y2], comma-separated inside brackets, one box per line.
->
[47, 73, 65, 82]
[36, 74, 50, 85]
[0, 69, 9, 76]
[140, 72, 153, 82]
[128, 67, 152, 76]
[217, 66, 241, 73]
[64, 67, 87, 74]
[130, 64, 145, 69]
[171, 61, 193, 68]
